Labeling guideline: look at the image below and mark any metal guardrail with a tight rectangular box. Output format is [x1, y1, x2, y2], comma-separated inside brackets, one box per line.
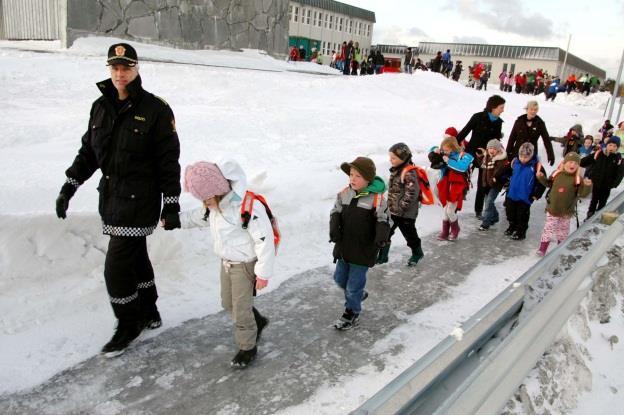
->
[352, 190, 624, 415]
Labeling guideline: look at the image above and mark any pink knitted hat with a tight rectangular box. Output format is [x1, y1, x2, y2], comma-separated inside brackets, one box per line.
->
[183, 161, 231, 201]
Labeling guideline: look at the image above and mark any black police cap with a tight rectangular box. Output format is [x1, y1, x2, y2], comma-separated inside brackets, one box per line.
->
[107, 43, 138, 66]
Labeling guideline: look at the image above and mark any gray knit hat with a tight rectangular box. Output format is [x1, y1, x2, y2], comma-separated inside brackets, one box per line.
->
[518, 142, 535, 158]
[486, 139, 503, 150]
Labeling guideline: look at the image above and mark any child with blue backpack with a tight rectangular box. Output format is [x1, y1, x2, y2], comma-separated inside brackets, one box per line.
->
[503, 143, 547, 241]
[180, 160, 274, 368]
[428, 135, 474, 241]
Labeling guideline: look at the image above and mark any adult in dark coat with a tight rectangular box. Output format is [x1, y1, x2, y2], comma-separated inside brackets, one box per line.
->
[431, 51, 442, 73]
[506, 100, 555, 166]
[456, 95, 505, 217]
[55, 43, 181, 357]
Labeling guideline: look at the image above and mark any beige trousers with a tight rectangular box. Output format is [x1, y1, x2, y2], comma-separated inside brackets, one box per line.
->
[220, 260, 257, 351]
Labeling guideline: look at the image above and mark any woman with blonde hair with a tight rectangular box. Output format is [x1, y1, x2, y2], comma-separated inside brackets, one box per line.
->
[506, 100, 555, 166]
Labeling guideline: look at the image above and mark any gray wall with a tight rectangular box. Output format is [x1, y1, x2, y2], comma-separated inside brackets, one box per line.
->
[67, 0, 290, 57]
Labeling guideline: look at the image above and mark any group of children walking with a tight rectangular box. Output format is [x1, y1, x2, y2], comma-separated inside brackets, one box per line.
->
[177, 114, 621, 368]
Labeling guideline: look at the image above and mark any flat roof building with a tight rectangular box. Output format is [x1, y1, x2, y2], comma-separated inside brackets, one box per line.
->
[288, 0, 375, 61]
[417, 41, 605, 80]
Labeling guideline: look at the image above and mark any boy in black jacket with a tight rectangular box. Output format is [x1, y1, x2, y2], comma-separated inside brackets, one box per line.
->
[330, 157, 391, 330]
[581, 135, 624, 219]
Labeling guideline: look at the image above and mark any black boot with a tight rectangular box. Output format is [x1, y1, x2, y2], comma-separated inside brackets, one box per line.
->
[407, 245, 424, 266]
[334, 308, 360, 330]
[376, 244, 390, 264]
[252, 307, 269, 342]
[144, 310, 162, 330]
[231, 346, 257, 368]
[101, 320, 144, 358]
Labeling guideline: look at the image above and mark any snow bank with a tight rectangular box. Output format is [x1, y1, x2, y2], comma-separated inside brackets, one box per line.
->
[502, 238, 624, 415]
[0, 37, 610, 393]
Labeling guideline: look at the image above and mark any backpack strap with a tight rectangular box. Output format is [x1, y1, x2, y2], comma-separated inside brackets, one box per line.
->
[400, 165, 418, 183]
[240, 191, 255, 229]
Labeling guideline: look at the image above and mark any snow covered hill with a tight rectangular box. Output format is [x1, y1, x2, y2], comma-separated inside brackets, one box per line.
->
[0, 37, 617, 413]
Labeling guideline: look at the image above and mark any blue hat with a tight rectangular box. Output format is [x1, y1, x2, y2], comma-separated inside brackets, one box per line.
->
[607, 135, 621, 147]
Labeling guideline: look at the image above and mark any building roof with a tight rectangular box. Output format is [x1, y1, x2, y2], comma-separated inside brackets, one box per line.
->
[418, 42, 605, 78]
[294, 0, 376, 23]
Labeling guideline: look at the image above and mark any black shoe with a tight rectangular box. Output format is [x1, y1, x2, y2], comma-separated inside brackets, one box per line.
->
[362, 290, 369, 302]
[478, 224, 489, 231]
[144, 311, 162, 330]
[504, 227, 515, 236]
[511, 232, 526, 241]
[476, 213, 483, 220]
[253, 307, 269, 343]
[231, 346, 257, 368]
[101, 320, 144, 358]
[334, 309, 359, 330]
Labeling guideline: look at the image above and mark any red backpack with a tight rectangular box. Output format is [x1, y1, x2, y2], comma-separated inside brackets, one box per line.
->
[240, 191, 281, 254]
[400, 165, 435, 205]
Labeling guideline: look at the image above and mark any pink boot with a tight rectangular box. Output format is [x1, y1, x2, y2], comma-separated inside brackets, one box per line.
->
[438, 220, 450, 240]
[448, 220, 460, 241]
[536, 241, 550, 257]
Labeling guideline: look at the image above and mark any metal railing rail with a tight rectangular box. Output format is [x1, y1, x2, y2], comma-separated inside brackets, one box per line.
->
[352, 190, 624, 415]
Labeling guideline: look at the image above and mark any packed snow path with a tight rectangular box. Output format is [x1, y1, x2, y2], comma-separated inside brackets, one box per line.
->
[0, 207, 549, 414]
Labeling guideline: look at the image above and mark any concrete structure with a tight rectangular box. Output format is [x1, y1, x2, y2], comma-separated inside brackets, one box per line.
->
[1, 0, 290, 57]
[417, 41, 605, 81]
[288, 0, 375, 62]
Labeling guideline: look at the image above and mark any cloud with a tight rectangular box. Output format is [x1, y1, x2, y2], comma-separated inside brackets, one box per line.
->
[408, 27, 428, 37]
[453, 0, 554, 39]
[452, 35, 489, 44]
[372, 25, 428, 45]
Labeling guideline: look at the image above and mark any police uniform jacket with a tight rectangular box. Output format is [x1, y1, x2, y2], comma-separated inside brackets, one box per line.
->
[61, 75, 181, 236]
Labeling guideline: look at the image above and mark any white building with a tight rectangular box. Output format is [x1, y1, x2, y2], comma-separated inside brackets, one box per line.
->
[417, 42, 605, 80]
[288, 0, 375, 62]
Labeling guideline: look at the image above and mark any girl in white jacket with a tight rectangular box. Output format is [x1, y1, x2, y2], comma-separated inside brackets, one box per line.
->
[180, 160, 275, 368]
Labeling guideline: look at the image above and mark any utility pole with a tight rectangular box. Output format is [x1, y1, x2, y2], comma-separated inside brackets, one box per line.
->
[559, 34, 571, 79]
[607, 48, 624, 121]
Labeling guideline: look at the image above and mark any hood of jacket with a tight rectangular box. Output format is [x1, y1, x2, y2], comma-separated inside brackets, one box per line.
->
[217, 160, 247, 198]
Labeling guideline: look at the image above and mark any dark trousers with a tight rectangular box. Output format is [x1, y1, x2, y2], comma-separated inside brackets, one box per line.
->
[389, 215, 421, 252]
[104, 236, 158, 323]
[474, 168, 486, 215]
[588, 186, 611, 217]
[505, 199, 531, 237]
[343, 58, 351, 75]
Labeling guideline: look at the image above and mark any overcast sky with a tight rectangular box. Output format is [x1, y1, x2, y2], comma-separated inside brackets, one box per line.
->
[343, 0, 622, 78]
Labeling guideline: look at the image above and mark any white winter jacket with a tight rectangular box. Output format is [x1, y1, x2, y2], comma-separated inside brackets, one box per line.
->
[180, 161, 275, 280]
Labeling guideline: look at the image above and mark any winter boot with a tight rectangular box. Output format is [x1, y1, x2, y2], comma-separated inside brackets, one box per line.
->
[101, 320, 145, 358]
[231, 346, 257, 368]
[511, 231, 526, 241]
[438, 221, 450, 240]
[252, 307, 269, 342]
[376, 244, 390, 264]
[504, 225, 515, 236]
[407, 245, 424, 266]
[361, 290, 369, 302]
[144, 310, 162, 330]
[448, 220, 461, 241]
[536, 241, 550, 257]
[334, 308, 360, 330]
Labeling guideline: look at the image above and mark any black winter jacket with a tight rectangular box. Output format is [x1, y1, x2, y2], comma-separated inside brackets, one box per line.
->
[61, 76, 181, 236]
[580, 150, 624, 189]
[456, 110, 504, 157]
[506, 114, 554, 164]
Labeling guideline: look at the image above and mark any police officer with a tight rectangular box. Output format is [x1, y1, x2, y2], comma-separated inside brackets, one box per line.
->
[55, 43, 181, 357]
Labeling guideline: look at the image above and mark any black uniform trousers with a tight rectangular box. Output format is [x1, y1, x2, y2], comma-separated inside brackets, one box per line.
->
[104, 236, 158, 323]
[587, 186, 611, 217]
[505, 199, 531, 237]
[389, 215, 422, 252]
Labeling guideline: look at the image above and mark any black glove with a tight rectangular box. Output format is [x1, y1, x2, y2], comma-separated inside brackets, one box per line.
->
[162, 212, 181, 230]
[56, 194, 69, 219]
